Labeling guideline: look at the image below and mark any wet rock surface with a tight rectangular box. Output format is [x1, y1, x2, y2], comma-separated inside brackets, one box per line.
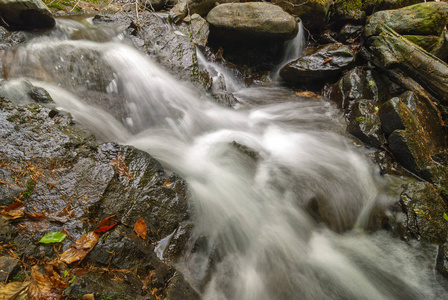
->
[0, 0, 55, 30]
[0, 97, 197, 299]
[280, 43, 356, 84]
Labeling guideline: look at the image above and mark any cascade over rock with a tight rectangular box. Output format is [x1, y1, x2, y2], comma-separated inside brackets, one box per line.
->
[0, 0, 55, 29]
[206, 3, 297, 42]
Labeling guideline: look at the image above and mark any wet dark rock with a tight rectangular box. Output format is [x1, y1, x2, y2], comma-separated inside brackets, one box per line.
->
[0, 98, 196, 298]
[170, 0, 216, 22]
[324, 66, 387, 109]
[0, 256, 20, 282]
[365, 2, 448, 37]
[180, 14, 210, 48]
[0, 0, 55, 30]
[64, 270, 149, 300]
[280, 43, 356, 84]
[338, 24, 364, 43]
[377, 91, 446, 178]
[0, 79, 54, 105]
[398, 182, 448, 243]
[346, 100, 384, 148]
[271, 0, 332, 32]
[437, 243, 448, 277]
[206, 3, 297, 43]
[332, 0, 366, 24]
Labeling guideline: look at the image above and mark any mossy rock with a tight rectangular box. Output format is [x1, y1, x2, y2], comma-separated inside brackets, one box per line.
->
[365, 2, 448, 37]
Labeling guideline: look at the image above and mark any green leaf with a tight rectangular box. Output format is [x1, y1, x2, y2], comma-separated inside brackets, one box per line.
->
[64, 270, 69, 277]
[39, 232, 66, 244]
[69, 276, 76, 284]
[443, 212, 448, 222]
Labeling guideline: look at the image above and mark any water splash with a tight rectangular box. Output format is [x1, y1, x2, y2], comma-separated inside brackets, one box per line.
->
[3, 18, 447, 300]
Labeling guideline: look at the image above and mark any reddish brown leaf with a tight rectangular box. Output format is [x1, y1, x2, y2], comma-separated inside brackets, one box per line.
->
[60, 231, 100, 265]
[0, 202, 24, 220]
[81, 294, 95, 300]
[163, 179, 173, 188]
[134, 218, 147, 239]
[323, 58, 333, 64]
[96, 214, 116, 229]
[94, 222, 119, 233]
[28, 262, 68, 299]
[110, 156, 134, 181]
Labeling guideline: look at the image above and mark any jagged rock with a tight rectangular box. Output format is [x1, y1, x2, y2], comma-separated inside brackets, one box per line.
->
[206, 3, 297, 42]
[0, 0, 55, 30]
[324, 66, 387, 109]
[0, 98, 197, 298]
[280, 43, 356, 83]
[397, 182, 448, 244]
[271, 0, 332, 31]
[365, 2, 448, 37]
[170, 0, 216, 22]
[180, 14, 210, 48]
[0, 256, 20, 282]
[332, 0, 424, 25]
[378, 91, 446, 178]
[346, 100, 384, 148]
[338, 24, 364, 43]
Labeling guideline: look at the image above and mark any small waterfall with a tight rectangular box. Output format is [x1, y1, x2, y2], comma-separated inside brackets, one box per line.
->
[272, 21, 306, 80]
[3, 17, 447, 300]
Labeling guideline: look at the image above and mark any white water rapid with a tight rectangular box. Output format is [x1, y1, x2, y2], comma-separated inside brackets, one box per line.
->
[3, 18, 448, 299]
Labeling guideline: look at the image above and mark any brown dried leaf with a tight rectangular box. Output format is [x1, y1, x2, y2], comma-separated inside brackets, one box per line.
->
[96, 214, 116, 229]
[0, 202, 24, 220]
[81, 294, 95, 300]
[0, 281, 29, 299]
[163, 179, 173, 188]
[323, 57, 333, 64]
[110, 155, 134, 181]
[134, 218, 147, 239]
[295, 91, 320, 98]
[28, 262, 68, 299]
[60, 231, 100, 265]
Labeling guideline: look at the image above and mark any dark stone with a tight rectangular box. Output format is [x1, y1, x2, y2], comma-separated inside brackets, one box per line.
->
[0, 256, 20, 282]
[324, 66, 387, 109]
[346, 100, 384, 148]
[437, 243, 448, 277]
[280, 43, 356, 84]
[399, 182, 448, 243]
[0, 0, 55, 30]
[378, 97, 407, 136]
[0, 218, 18, 244]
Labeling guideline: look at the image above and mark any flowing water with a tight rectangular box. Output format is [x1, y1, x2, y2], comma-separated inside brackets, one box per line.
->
[3, 17, 448, 299]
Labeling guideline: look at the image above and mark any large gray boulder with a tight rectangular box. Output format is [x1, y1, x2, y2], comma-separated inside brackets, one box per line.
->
[206, 3, 297, 42]
[0, 0, 55, 29]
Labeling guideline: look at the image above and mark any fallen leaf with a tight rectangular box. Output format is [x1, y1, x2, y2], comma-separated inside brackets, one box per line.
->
[323, 57, 333, 64]
[94, 222, 119, 234]
[60, 231, 100, 265]
[81, 294, 95, 300]
[295, 91, 321, 98]
[110, 155, 134, 181]
[163, 179, 173, 188]
[0, 281, 29, 299]
[28, 262, 68, 299]
[39, 232, 67, 244]
[0, 202, 24, 220]
[134, 218, 147, 239]
[96, 214, 116, 229]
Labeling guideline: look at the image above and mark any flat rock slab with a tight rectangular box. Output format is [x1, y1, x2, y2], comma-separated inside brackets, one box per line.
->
[206, 3, 297, 42]
[0, 0, 55, 29]
[280, 43, 356, 83]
